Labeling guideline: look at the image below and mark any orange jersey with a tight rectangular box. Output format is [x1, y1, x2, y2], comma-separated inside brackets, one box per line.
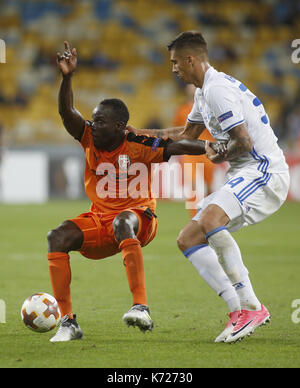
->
[80, 121, 172, 214]
[173, 101, 194, 127]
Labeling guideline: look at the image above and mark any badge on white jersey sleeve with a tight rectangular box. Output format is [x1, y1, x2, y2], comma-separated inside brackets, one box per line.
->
[207, 86, 245, 132]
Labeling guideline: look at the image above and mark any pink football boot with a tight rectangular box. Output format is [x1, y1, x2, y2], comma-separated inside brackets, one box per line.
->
[225, 304, 270, 343]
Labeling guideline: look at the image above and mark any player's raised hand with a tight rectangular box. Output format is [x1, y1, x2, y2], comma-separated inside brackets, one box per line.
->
[57, 41, 77, 76]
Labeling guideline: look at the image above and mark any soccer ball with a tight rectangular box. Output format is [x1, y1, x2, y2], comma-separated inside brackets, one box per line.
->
[21, 293, 61, 333]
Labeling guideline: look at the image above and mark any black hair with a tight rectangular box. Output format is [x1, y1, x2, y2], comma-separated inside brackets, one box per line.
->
[167, 31, 208, 55]
[100, 98, 130, 125]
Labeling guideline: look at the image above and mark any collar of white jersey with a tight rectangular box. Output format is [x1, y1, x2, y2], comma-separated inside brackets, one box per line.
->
[198, 66, 217, 93]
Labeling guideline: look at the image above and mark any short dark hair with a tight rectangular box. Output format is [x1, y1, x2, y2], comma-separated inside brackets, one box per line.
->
[167, 31, 208, 55]
[100, 98, 130, 125]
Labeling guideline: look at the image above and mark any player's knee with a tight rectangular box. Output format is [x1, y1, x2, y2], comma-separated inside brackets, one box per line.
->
[113, 217, 134, 236]
[47, 227, 68, 252]
[47, 222, 83, 252]
[47, 228, 61, 247]
[177, 230, 189, 252]
[177, 223, 207, 253]
[113, 213, 138, 242]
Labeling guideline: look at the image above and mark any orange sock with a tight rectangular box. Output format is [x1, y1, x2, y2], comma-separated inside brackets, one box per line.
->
[47, 252, 73, 319]
[119, 238, 147, 306]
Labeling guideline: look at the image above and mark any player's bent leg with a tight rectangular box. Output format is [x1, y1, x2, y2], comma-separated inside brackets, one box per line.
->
[200, 203, 267, 342]
[202, 204, 261, 309]
[113, 211, 153, 332]
[47, 221, 84, 342]
[47, 220, 84, 253]
[177, 210, 241, 342]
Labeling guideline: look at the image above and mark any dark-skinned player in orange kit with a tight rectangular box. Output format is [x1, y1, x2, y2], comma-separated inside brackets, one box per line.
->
[48, 41, 226, 342]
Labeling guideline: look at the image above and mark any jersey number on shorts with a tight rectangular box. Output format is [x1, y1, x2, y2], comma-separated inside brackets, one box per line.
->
[226, 177, 244, 188]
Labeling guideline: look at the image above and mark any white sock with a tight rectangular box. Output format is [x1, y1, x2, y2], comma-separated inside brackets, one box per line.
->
[207, 227, 261, 311]
[184, 244, 241, 312]
[233, 278, 261, 311]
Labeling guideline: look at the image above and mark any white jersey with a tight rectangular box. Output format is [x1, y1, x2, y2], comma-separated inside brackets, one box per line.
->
[187, 66, 288, 174]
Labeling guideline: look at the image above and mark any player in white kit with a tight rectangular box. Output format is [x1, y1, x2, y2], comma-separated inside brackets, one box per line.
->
[172, 31, 290, 343]
[137, 31, 290, 343]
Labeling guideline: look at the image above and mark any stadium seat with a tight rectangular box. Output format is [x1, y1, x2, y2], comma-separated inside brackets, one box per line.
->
[0, 0, 298, 145]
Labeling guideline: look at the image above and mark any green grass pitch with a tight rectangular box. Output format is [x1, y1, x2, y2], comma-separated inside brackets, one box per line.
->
[0, 199, 299, 368]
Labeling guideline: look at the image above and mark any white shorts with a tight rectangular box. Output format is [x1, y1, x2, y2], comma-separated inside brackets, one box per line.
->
[193, 166, 290, 233]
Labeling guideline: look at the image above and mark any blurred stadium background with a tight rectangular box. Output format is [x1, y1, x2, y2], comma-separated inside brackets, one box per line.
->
[0, 0, 300, 203]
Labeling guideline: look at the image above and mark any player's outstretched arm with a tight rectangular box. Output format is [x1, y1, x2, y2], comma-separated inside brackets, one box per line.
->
[57, 41, 85, 141]
[165, 138, 227, 160]
[205, 123, 253, 164]
[180, 121, 206, 140]
[127, 121, 205, 141]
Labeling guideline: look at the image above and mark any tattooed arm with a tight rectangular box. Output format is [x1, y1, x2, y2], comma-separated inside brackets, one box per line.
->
[127, 121, 206, 141]
[205, 123, 253, 164]
[165, 138, 227, 160]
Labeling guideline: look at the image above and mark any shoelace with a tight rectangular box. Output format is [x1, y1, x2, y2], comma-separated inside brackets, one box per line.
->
[234, 310, 253, 331]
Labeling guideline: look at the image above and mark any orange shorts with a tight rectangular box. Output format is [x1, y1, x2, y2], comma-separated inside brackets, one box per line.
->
[69, 206, 158, 260]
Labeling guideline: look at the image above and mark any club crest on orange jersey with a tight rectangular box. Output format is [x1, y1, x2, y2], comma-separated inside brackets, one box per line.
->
[118, 155, 131, 172]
